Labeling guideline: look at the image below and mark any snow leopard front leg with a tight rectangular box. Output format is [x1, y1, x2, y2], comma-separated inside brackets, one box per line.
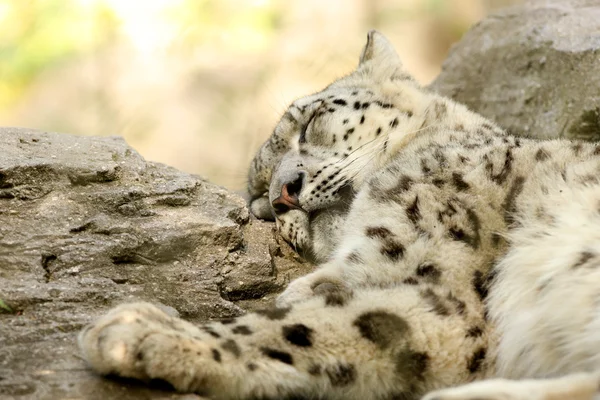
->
[80, 286, 483, 400]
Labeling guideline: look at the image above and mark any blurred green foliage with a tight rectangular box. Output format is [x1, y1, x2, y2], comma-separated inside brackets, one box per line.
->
[166, 0, 282, 54]
[0, 0, 118, 107]
[0, 297, 13, 313]
[0, 0, 284, 108]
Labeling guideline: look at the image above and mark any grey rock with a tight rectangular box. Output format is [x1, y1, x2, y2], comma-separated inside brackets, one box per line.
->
[431, 0, 600, 141]
[0, 127, 313, 399]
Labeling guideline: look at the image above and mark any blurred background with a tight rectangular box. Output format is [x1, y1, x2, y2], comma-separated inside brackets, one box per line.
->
[0, 0, 522, 190]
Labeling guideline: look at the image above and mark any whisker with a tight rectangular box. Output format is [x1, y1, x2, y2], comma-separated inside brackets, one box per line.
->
[329, 120, 446, 190]
[339, 121, 443, 168]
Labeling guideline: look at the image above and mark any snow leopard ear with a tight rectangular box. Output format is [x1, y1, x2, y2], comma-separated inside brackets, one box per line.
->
[358, 30, 414, 82]
[359, 30, 400, 65]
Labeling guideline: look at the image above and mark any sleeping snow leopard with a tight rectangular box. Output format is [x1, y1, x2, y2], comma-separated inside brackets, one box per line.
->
[79, 31, 600, 400]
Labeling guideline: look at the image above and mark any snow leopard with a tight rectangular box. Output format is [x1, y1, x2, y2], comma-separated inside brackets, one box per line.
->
[79, 31, 600, 400]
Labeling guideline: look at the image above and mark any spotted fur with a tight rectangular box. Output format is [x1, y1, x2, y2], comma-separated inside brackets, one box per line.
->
[80, 31, 600, 400]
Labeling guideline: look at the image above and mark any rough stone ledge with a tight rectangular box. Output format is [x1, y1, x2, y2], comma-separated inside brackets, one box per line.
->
[0, 127, 313, 399]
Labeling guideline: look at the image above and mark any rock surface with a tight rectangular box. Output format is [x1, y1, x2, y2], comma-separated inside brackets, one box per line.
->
[0, 127, 312, 399]
[431, 0, 600, 141]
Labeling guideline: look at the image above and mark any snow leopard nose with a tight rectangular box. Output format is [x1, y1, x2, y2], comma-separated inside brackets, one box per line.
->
[272, 172, 305, 214]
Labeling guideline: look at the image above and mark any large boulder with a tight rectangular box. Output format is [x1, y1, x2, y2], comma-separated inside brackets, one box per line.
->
[431, 0, 600, 141]
[0, 127, 312, 399]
